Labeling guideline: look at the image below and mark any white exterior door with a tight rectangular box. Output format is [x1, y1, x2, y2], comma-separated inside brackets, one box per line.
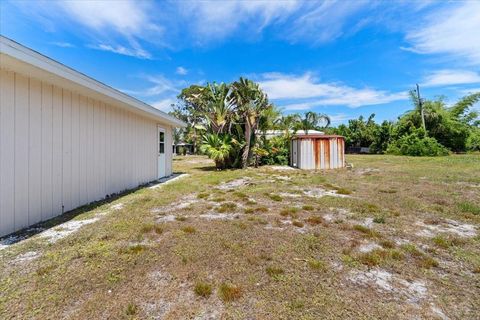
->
[291, 140, 298, 167]
[157, 127, 166, 178]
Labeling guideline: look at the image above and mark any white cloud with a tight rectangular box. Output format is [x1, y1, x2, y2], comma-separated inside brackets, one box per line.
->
[286, 0, 368, 44]
[21, 0, 158, 58]
[151, 98, 177, 112]
[259, 73, 407, 108]
[422, 70, 480, 87]
[124, 75, 181, 97]
[177, 0, 300, 43]
[329, 113, 353, 124]
[176, 67, 188, 75]
[50, 41, 75, 48]
[89, 43, 151, 59]
[58, 1, 156, 36]
[405, 2, 480, 65]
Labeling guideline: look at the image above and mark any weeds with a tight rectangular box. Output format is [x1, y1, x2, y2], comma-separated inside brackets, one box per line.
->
[292, 220, 304, 228]
[217, 202, 237, 213]
[181, 226, 196, 234]
[458, 201, 480, 215]
[194, 281, 213, 298]
[218, 283, 242, 302]
[266, 266, 285, 277]
[302, 205, 314, 211]
[125, 303, 138, 316]
[306, 216, 324, 225]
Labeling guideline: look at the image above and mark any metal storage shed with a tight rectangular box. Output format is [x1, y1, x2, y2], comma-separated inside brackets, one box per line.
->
[290, 134, 346, 170]
[0, 36, 186, 237]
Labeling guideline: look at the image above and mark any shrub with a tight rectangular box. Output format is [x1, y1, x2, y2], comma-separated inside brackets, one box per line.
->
[387, 130, 449, 156]
[125, 303, 138, 316]
[217, 202, 237, 213]
[194, 282, 213, 298]
[292, 220, 304, 228]
[306, 216, 324, 225]
[466, 129, 480, 151]
[218, 283, 242, 302]
[181, 226, 196, 234]
[373, 216, 385, 224]
[302, 205, 314, 211]
[266, 266, 285, 277]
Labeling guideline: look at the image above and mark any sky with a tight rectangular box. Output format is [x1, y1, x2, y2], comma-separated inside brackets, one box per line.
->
[1, 0, 479, 125]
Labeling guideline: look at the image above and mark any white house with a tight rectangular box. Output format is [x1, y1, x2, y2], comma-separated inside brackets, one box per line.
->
[0, 36, 185, 237]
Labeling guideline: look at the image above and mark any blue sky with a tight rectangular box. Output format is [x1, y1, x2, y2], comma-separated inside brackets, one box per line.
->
[1, 0, 479, 125]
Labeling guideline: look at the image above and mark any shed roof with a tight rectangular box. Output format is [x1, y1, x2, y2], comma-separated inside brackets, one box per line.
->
[0, 36, 186, 127]
[293, 134, 344, 139]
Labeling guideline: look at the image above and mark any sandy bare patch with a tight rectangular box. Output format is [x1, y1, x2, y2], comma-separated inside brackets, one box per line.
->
[355, 168, 380, 175]
[270, 165, 295, 171]
[349, 268, 427, 304]
[303, 187, 350, 198]
[415, 219, 477, 238]
[12, 251, 41, 264]
[273, 175, 292, 181]
[110, 203, 124, 211]
[152, 194, 197, 214]
[278, 192, 302, 198]
[361, 217, 374, 228]
[157, 215, 178, 223]
[199, 213, 240, 220]
[37, 217, 100, 243]
[149, 173, 189, 189]
[216, 178, 252, 190]
[323, 208, 352, 222]
[358, 241, 382, 253]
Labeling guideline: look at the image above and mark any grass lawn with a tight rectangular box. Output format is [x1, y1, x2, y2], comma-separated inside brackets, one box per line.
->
[1, 154, 479, 319]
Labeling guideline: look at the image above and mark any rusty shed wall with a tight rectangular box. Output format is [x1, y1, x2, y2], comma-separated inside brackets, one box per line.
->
[293, 137, 345, 170]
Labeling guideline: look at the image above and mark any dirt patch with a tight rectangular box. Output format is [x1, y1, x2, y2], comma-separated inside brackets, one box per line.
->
[157, 215, 178, 223]
[303, 187, 350, 198]
[269, 165, 296, 171]
[358, 241, 382, 253]
[12, 251, 41, 264]
[323, 208, 352, 222]
[349, 268, 427, 304]
[355, 168, 380, 175]
[199, 213, 240, 220]
[110, 203, 124, 210]
[216, 178, 252, 190]
[415, 219, 477, 238]
[37, 217, 100, 243]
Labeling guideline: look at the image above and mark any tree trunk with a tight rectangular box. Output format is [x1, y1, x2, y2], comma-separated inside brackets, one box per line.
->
[241, 120, 252, 168]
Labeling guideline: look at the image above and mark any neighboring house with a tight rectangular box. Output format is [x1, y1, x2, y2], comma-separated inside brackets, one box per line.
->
[260, 130, 325, 139]
[0, 36, 185, 237]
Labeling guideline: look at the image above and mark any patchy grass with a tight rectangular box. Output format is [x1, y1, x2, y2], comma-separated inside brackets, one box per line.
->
[267, 193, 283, 202]
[458, 201, 480, 215]
[217, 202, 237, 213]
[1, 154, 479, 319]
[194, 281, 213, 298]
[218, 283, 242, 302]
[181, 226, 196, 234]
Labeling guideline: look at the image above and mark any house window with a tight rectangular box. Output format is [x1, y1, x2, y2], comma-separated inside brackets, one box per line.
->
[159, 131, 165, 154]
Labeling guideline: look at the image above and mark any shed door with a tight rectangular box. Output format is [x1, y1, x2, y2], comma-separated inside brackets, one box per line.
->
[291, 140, 298, 167]
[157, 127, 166, 178]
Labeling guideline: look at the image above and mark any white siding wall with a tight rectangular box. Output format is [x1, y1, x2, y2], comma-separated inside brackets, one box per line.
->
[0, 69, 171, 237]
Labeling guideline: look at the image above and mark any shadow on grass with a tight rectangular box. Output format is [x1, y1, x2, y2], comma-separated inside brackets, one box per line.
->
[0, 172, 186, 248]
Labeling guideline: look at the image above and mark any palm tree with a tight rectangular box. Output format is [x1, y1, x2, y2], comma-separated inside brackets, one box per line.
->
[200, 133, 233, 169]
[296, 112, 331, 134]
[231, 77, 270, 168]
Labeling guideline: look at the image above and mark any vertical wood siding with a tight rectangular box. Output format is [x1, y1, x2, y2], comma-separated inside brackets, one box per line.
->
[0, 69, 171, 236]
